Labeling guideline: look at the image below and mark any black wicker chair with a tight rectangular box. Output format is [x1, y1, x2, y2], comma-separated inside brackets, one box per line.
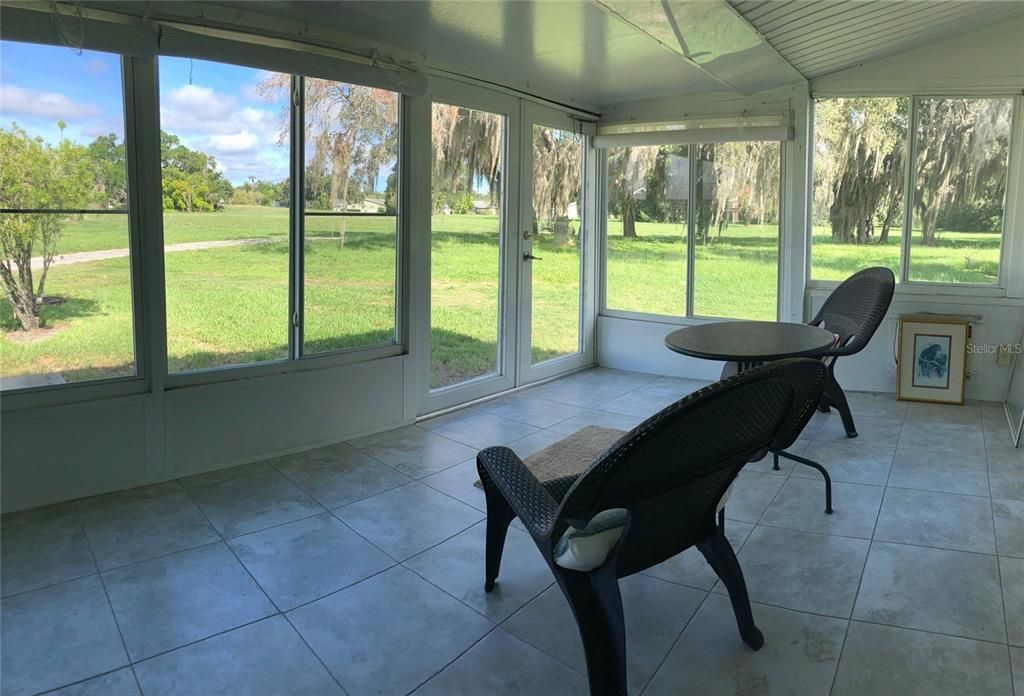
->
[477, 359, 827, 696]
[808, 266, 895, 437]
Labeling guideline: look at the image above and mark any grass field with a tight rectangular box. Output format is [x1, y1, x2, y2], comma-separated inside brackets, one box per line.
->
[0, 206, 1002, 386]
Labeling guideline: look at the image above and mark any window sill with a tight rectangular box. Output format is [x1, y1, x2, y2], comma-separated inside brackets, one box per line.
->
[164, 344, 405, 390]
[1, 344, 405, 412]
[599, 310, 766, 325]
[1, 377, 148, 413]
[807, 281, 1022, 305]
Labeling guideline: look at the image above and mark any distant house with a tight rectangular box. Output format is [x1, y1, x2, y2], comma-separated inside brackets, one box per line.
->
[472, 200, 498, 215]
[362, 197, 387, 213]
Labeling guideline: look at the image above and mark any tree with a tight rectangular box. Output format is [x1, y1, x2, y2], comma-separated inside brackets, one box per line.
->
[159, 131, 232, 211]
[607, 146, 659, 237]
[0, 125, 92, 330]
[87, 133, 127, 208]
[262, 75, 396, 242]
[814, 98, 907, 244]
[694, 142, 780, 244]
[430, 104, 502, 213]
[913, 98, 1011, 245]
[532, 127, 581, 244]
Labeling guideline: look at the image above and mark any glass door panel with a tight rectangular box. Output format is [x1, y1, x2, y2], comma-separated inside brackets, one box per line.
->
[527, 124, 584, 366]
[430, 103, 506, 389]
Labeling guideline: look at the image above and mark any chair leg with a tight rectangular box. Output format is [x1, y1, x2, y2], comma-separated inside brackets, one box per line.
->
[825, 367, 857, 438]
[477, 464, 516, 593]
[555, 564, 628, 696]
[697, 527, 764, 650]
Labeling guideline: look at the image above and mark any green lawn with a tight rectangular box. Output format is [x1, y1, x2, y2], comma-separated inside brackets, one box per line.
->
[0, 207, 1003, 386]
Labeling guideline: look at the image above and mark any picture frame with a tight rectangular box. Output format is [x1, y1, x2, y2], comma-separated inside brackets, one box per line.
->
[896, 315, 968, 404]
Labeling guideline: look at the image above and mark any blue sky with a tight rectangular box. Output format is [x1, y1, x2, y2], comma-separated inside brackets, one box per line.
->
[1, 41, 291, 185]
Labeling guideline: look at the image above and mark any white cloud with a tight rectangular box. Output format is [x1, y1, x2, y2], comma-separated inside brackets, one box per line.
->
[165, 84, 235, 121]
[238, 106, 271, 126]
[208, 131, 259, 154]
[0, 84, 99, 120]
[159, 82, 288, 184]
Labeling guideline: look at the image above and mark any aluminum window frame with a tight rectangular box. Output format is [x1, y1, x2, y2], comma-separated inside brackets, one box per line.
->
[599, 140, 786, 324]
[161, 64, 408, 387]
[808, 94, 1020, 292]
[1, 50, 149, 407]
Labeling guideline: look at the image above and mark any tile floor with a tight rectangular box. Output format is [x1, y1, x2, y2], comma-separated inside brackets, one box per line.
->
[2, 368, 1023, 695]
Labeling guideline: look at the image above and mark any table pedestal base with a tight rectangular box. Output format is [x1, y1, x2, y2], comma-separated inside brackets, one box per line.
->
[772, 450, 833, 514]
[724, 361, 834, 516]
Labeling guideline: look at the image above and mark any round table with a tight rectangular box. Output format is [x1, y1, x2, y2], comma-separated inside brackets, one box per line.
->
[664, 320, 838, 513]
[665, 320, 837, 371]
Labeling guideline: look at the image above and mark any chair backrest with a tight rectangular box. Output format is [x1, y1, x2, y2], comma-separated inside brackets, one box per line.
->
[810, 267, 895, 357]
[556, 359, 827, 576]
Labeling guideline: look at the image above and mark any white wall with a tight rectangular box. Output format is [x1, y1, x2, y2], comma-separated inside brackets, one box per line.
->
[806, 292, 1024, 401]
[598, 299, 1024, 402]
[1, 358, 408, 512]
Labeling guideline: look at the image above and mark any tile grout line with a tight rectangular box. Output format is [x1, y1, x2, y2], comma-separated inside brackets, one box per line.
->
[983, 416, 1016, 653]
[398, 520, 555, 625]
[638, 587, 715, 695]
[827, 414, 901, 695]
[68, 508, 146, 696]
[403, 624, 504, 695]
[494, 587, 590, 678]
[280, 612, 353, 696]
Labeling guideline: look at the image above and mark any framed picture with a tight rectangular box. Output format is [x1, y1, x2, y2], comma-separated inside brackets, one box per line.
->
[897, 316, 968, 404]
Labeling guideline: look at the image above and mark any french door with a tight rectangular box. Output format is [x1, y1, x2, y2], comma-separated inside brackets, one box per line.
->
[517, 102, 594, 384]
[421, 84, 593, 414]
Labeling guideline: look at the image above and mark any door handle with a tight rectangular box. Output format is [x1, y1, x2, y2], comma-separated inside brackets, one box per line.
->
[523, 253, 543, 261]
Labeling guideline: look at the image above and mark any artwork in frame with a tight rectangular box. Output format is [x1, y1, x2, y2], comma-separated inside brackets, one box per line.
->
[897, 315, 968, 404]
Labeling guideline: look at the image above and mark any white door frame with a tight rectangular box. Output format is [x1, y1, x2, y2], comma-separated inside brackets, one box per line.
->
[516, 101, 598, 385]
[416, 85, 597, 415]
[417, 78, 522, 415]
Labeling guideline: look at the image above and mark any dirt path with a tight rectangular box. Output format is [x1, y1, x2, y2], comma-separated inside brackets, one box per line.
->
[29, 236, 287, 271]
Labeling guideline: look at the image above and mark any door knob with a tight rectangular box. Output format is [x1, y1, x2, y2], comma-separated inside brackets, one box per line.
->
[523, 253, 543, 261]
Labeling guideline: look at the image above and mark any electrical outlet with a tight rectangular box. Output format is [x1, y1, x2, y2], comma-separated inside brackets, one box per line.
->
[997, 344, 1013, 366]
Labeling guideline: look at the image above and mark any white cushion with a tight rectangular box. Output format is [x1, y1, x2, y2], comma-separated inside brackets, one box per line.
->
[551, 484, 735, 572]
[553, 509, 628, 572]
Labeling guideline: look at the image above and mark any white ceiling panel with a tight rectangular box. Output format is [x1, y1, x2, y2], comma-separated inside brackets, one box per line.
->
[728, 0, 1024, 78]
[195, 0, 729, 107]
[598, 0, 804, 94]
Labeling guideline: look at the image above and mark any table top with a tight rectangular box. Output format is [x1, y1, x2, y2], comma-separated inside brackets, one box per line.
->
[664, 321, 836, 362]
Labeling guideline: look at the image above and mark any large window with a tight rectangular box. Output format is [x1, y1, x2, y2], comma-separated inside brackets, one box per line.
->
[812, 96, 1014, 285]
[605, 145, 688, 316]
[604, 140, 781, 321]
[811, 98, 907, 282]
[909, 98, 1013, 284]
[693, 141, 780, 320]
[302, 79, 399, 354]
[159, 58, 402, 374]
[0, 41, 135, 390]
[159, 57, 291, 372]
